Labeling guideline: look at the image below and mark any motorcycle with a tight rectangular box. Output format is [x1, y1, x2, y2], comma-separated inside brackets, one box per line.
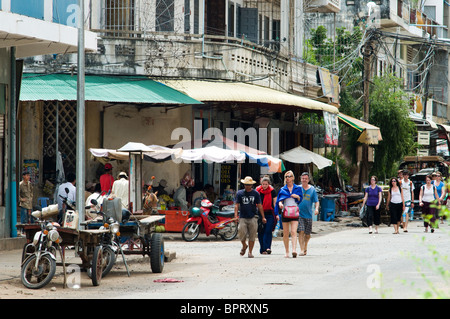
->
[181, 199, 238, 242]
[20, 204, 62, 289]
[85, 198, 130, 286]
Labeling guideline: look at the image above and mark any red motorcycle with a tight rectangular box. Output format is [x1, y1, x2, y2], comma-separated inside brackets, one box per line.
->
[181, 199, 238, 242]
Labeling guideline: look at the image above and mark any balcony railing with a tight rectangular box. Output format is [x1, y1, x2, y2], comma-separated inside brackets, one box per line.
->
[397, 0, 444, 38]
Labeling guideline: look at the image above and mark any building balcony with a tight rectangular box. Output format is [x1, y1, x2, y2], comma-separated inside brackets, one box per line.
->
[71, 30, 322, 99]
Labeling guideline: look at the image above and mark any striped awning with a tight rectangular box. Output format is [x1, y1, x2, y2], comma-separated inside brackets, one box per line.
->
[337, 113, 382, 145]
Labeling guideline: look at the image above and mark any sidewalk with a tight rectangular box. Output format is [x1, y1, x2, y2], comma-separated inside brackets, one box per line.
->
[0, 237, 27, 251]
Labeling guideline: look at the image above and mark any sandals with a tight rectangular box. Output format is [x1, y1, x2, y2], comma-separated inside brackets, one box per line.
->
[240, 244, 248, 256]
[292, 252, 297, 258]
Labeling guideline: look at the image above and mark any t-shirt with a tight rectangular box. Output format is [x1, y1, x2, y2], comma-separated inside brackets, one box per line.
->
[111, 178, 129, 209]
[100, 173, 114, 193]
[365, 185, 382, 207]
[299, 185, 318, 219]
[432, 180, 444, 198]
[400, 179, 414, 203]
[235, 189, 261, 219]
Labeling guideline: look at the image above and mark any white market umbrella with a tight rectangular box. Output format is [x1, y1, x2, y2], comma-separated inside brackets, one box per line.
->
[279, 145, 333, 170]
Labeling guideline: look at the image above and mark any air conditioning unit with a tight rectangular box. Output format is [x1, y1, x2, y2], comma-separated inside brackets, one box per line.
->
[305, 0, 341, 13]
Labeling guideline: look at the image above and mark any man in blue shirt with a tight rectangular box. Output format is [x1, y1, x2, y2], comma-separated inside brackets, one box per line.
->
[297, 172, 319, 256]
[234, 176, 265, 258]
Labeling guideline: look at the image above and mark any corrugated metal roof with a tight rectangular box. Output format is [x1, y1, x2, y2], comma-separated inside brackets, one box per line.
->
[20, 74, 202, 105]
[162, 79, 339, 114]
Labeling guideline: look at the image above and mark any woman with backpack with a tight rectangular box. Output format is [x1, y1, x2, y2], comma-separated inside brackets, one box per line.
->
[386, 177, 405, 234]
[419, 174, 440, 233]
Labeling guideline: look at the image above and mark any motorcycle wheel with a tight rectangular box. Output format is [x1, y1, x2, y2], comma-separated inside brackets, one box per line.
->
[91, 246, 103, 286]
[150, 233, 164, 273]
[87, 246, 116, 279]
[181, 221, 200, 242]
[220, 221, 238, 241]
[21, 254, 56, 289]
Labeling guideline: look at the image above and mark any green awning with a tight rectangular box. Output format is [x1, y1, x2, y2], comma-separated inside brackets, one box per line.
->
[20, 74, 202, 105]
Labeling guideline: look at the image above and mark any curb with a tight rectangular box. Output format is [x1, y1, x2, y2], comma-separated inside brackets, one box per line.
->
[0, 237, 27, 251]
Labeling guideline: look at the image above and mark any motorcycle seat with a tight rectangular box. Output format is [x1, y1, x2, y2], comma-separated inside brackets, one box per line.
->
[216, 211, 235, 218]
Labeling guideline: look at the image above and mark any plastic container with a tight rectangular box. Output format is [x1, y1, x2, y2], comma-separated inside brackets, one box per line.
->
[320, 195, 338, 221]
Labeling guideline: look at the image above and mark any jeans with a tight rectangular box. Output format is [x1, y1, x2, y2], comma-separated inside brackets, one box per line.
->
[20, 207, 34, 224]
[258, 212, 275, 253]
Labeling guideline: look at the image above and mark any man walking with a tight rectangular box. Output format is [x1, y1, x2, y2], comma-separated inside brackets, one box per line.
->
[400, 169, 414, 232]
[298, 172, 319, 256]
[234, 176, 265, 258]
[19, 171, 34, 228]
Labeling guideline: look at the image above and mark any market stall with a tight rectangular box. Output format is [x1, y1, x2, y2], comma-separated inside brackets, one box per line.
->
[89, 142, 284, 232]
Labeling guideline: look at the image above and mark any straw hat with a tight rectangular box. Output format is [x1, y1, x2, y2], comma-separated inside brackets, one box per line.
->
[240, 176, 256, 185]
[118, 171, 128, 179]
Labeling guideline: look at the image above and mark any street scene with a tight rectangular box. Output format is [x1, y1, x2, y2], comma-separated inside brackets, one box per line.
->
[1, 0, 450, 303]
[1, 218, 449, 301]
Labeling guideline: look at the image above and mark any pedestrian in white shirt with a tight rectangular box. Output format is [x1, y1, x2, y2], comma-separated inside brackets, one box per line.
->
[400, 169, 414, 232]
[112, 172, 129, 209]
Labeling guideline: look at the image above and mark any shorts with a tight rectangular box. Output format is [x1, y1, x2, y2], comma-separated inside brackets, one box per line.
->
[297, 217, 313, 235]
[238, 217, 258, 242]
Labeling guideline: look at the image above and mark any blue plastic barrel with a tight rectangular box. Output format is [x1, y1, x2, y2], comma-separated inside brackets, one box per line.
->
[320, 195, 337, 221]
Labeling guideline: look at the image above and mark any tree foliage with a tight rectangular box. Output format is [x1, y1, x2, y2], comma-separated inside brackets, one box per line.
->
[368, 74, 417, 178]
[306, 26, 418, 180]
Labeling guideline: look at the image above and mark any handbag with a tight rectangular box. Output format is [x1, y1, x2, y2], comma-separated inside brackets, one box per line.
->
[283, 206, 299, 219]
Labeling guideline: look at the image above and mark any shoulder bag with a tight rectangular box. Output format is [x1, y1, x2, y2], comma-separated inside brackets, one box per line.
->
[283, 206, 299, 219]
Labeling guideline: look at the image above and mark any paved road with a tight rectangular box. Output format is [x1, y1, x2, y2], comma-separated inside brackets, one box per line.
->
[0, 220, 449, 301]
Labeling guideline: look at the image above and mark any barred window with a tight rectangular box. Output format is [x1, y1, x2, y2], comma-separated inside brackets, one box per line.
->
[104, 0, 135, 36]
[156, 0, 175, 32]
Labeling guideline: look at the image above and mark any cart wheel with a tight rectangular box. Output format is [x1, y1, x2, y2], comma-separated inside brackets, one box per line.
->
[150, 233, 164, 273]
[91, 246, 103, 286]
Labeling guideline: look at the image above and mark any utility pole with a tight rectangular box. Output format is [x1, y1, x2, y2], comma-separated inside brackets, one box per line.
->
[76, 0, 86, 225]
[359, 32, 375, 190]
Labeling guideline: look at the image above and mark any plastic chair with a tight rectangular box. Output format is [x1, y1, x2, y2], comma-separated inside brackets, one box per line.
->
[37, 197, 50, 208]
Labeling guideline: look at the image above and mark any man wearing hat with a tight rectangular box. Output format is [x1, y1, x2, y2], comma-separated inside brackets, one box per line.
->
[234, 176, 265, 258]
[153, 179, 168, 196]
[100, 163, 114, 194]
[112, 172, 129, 209]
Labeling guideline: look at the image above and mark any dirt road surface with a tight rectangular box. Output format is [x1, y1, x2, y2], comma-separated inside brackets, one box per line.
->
[1, 217, 449, 301]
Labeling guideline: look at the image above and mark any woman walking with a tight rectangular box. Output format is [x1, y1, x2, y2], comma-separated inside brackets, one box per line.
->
[256, 176, 278, 254]
[362, 176, 383, 234]
[275, 170, 303, 258]
[419, 174, 440, 233]
[386, 178, 405, 234]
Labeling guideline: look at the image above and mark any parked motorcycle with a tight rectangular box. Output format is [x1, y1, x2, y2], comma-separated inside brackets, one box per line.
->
[181, 199, 238, 242]
[85, 198, 130, 286]
[20, 204, 62, 289]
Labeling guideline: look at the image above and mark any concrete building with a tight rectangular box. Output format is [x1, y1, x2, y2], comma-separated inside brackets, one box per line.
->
[306, 0, 450, 158]
[18, 0, 349, 205]
[0, 0, 97, 240]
